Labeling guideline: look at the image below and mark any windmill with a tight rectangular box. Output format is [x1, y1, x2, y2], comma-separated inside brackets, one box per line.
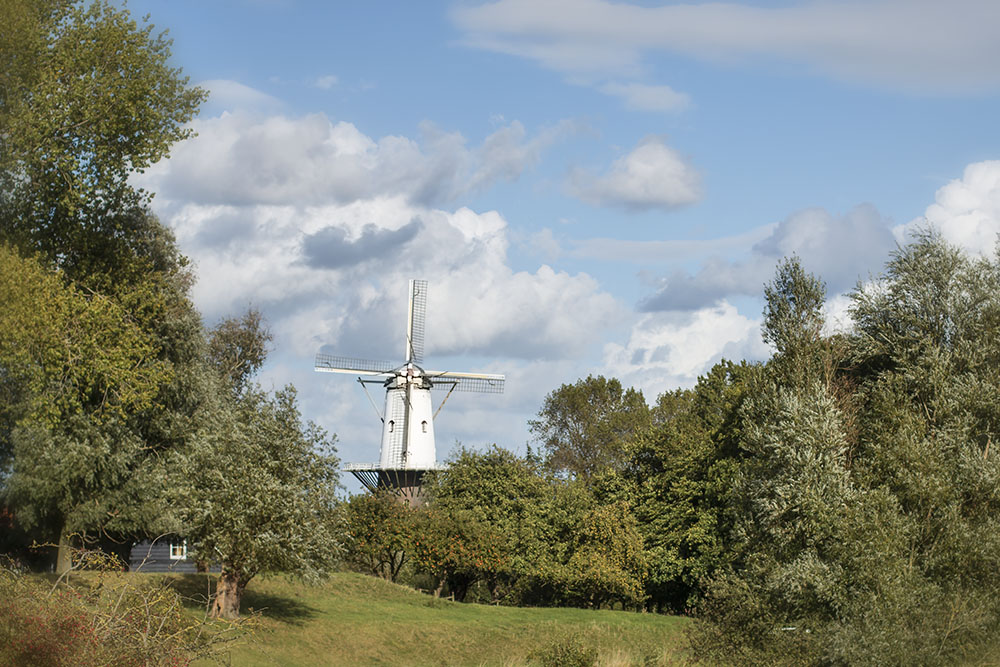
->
[315, 280, 504, 503]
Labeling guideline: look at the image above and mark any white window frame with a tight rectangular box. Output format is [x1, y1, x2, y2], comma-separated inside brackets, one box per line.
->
[169, 540, 188, 560]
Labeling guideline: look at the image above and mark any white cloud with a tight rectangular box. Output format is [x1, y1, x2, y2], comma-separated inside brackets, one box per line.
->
[895, 160, 1000, 255]
[137, 94, 619, 476]
[141, 110, 574, 208]
[453, 0, 1000, 93]
[198, 79, 284, 114]
[314, 74, 338, 89]
[598, 82, 690, 112]
[641, 204, 896, 311]
[154, 175, 620, 477]
[602, 301, 768, 399]
[568, 136, 702, 211]
[156, 192, 620, 366]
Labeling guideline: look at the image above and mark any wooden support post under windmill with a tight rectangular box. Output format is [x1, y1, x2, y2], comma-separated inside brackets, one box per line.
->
[315, 280, 504, 505]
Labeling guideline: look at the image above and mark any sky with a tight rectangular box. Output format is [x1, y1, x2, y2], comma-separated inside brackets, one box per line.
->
[125, 0, 1000, 493]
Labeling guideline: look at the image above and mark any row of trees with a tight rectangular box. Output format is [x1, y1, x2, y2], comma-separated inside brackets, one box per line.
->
[343, 448, 646, 608]
[341, 234, 1000, 664]
[0, 0, 340, 619]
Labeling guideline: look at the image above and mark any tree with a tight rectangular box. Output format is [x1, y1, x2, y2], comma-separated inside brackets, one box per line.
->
[207, 309, 273, 393]
[696, 238, 1000, 664]
[761, 256, 829, 389]
[0, 246, 170, 568]
[0, 0, 205, 263]
[0, 0, 208, 568]
[180, 385, 341, 619]
[342, 490, 415, 582]
[629, 361, 753, 613]
[562, 501, 646, 610]
[410, 504, 506, 602]
[423, 446, 584, 603]
[529, 375, 650, 484]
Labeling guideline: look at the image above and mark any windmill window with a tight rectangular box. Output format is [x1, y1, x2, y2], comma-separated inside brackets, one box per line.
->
[388, 420, 394, 433]
[169, 541, 187, 560]
[421, 420, 428, 433]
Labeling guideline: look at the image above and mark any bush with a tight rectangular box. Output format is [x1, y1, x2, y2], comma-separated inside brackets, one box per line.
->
[0, 551, 247, 666]
[528, 634, 598, 667]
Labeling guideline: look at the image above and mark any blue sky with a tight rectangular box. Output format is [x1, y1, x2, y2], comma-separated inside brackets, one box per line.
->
[126, 0, 1000, 491]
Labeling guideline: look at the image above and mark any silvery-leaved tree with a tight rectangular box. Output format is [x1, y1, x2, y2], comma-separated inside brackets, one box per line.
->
[178, 314, 340, 619]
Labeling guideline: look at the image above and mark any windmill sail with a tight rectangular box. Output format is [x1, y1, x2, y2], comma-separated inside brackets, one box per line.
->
[426, 371, 505, 394]
[406, 279, 427, 364]
[314, 354, 395, 375]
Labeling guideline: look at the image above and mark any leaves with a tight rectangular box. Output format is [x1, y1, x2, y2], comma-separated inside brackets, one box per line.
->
[529, 375, 650, 483]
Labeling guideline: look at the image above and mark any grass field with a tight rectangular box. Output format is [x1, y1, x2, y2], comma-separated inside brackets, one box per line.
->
[175, 572, 690, 666]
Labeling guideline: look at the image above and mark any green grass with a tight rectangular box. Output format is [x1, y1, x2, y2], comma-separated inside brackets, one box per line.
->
[175, 572, 689, 666]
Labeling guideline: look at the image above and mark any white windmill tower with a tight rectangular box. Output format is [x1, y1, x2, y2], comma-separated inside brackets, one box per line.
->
[315, 280, 504, 503]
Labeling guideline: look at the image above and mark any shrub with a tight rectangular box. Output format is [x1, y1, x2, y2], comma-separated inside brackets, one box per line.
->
[0, 551, 247, 666]
[528, 634, 598, 667]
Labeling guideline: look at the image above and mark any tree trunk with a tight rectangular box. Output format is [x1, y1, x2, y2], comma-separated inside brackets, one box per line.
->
[209, 569, 247, 619]
[56, 529, 73, 575]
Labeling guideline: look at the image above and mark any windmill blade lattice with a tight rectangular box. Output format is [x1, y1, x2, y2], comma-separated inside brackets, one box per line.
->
[314, 354, 395, 375]
[428, 374, 505, 394]
[406, 279, 427, 364]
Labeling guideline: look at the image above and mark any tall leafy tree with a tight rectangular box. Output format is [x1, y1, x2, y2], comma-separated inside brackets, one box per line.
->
[696, 238, 1000, 665]
[181, 385, 340, 619]
[0, 246, 170, 567]
[207, 309, 273, 393]
[0, 0, 204, 261]
[629, 360, 753, 612]
[423, 446, 586, 603]
[342, 490, 415, 582]
[176, 314, 341, 619]
[529, 375, 650, 484]
[0, 0, 207, 566]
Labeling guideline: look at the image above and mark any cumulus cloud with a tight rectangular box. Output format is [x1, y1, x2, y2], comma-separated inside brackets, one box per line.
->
[895, 160, 1000, 255]
[568, 136, 701, 211]
[640, 204, 896, 311]
[301, 219, 422, 269]
[160, 198, 620, 364]
[602, 301, 769, 398]
[139, 108, 575, 209]
[453, 0, 1000, 93]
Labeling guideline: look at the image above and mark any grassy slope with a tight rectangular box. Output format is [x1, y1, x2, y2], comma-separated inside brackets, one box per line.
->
[187, 573, 689, 666]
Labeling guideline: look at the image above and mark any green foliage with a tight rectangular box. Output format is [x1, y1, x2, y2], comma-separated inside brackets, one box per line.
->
[0, 0, 205, 261]
[694, 236, 1000, 665]
[528, 634, 598, 667]
[342, 491, 415, 582]
[419, 446, 651, 610]
[0, 0, 209, 558]
[207, 309, 274, 394]
[530, 375, 651, 482]
[424, 446, 572, 602]
[178, 385, 341, 618]
[629, 361, 752, 612]
[762, 255, 829, 388]
[563, 502, 646, 610]
[0, 247, 173, 536]
[529, 375, 651, 484]
[411, 504, 506, 601]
